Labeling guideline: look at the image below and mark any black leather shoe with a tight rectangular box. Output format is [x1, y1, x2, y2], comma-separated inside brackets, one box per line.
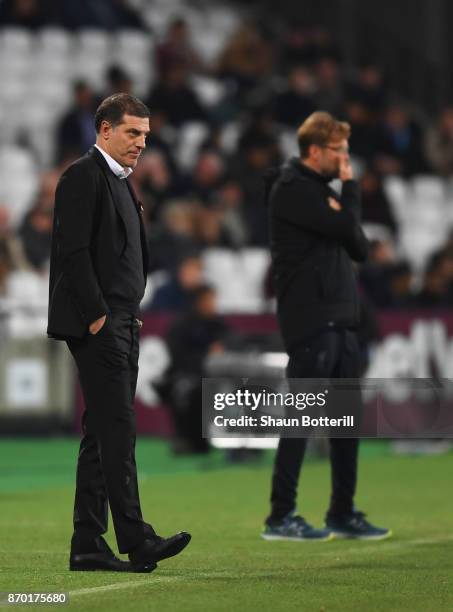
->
[129, 532, 191, 571]
[70, 551, 132, 572]
[69, 535, 131, 572]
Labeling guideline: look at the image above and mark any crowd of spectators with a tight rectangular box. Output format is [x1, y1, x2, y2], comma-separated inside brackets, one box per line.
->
[1, 4, 453, 313]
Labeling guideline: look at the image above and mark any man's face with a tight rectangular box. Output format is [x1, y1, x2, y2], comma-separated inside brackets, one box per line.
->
[318, 138, 349, 179]
[101, 114, 150, 168]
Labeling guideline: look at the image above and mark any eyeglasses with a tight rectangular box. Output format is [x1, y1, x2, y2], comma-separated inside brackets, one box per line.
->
[323, 144, 349, 154]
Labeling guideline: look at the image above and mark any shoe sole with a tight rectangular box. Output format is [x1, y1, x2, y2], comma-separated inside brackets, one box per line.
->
[69, 563, 132, 572]
[328, 529, 393, 541]
[261, 533, 334, 542]
[130, 561, 158, 573]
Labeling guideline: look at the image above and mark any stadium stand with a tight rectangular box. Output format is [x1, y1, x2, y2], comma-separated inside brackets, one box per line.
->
[0, 0, 453, 329]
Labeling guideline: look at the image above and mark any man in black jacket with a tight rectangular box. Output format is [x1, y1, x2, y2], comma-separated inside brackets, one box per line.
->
[262, 111, 390, 541]
[48, 94, 191, 572]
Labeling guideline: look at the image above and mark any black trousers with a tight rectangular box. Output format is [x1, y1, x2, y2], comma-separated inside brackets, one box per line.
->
[268, 328, 360, 523]
[67, 311, 155, 554]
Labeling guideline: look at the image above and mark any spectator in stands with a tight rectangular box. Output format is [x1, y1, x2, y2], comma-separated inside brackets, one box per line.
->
[313, 57, 344, 116]
[279, 25, 340, 69]
[155, 17, 203, 78]
[133, 150, 184, 221]
[137, 107, 178, 174]
[0, 0, 48, 29]
[104, 65, 133, 96]
[360, 239, 413, 308]
[346, 63, 387, 117]
[344, 100, 380, 163]
[424, 106, 453, 176]
[56, 0, 146, 30]
[416, 249, 453, 308]
[279, 24, 316, 68]
[211, 179, 248, 248]
[195, 205, 237, 248]
[188, 150, 225, 203]
[163, 284, 228, 454]
[149, 255, 204, 312]
[19, 170, 58, 271]
[216, 22, 274, 93]
[233, 131, 280, 246]
[56, 81, 96, 164]
[272, 66, 316, 128]
[375, 104, 428, 176]
[360, 168, 397, 233]
[147, 200, 199, 273]
[147, 64, 206, 127]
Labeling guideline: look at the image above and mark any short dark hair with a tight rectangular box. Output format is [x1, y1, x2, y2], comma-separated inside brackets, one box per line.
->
[297, 111, 350, 158]
[94, 93, 150, 133]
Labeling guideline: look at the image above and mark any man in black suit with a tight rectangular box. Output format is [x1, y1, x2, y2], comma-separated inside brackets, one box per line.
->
[48, 93, 191, 573]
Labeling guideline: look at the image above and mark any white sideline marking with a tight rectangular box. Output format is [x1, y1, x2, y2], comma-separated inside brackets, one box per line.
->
[68, 537, 452, 598]
[70, 576, 184, 597]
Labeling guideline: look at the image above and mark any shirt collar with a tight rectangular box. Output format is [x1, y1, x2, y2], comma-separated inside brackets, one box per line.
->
[94, 144, 133, 179]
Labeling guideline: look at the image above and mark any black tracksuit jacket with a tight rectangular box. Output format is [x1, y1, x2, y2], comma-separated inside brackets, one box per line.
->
[266, 157, 368, 353]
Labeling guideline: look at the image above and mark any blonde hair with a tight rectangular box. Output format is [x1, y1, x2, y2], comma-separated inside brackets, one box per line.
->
[297, 111, 350, 158]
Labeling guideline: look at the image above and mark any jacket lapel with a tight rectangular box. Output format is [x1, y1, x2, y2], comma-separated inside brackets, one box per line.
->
[89, 147, 130, 232]
[126, 178, 149, 279]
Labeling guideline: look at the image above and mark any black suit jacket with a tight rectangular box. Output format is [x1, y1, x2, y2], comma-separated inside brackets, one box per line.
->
[47, 147, 149, 339]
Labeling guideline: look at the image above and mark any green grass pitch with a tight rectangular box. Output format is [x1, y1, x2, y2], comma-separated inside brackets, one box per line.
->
[0, 438, 452, 611]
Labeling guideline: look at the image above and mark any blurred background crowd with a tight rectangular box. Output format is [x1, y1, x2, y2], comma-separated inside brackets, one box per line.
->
[0, 0, 453, 450]
[1, 0, 453, 318]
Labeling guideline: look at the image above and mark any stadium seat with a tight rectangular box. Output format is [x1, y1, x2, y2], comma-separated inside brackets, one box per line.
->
[192, 31, 226, 63]
[399, 226, 448, 270]
[177, 122, 209, 170]
[27, 75, 72, 109]
[0, 27, 33, 56]
[37, 28, 73, 57]
[202, 248, 269, 313]
[141, 271, 170, 310]
[115, 30, 152, 58]
[412, 175, 445, 203]
[0, 146, 39, 228]
[76, 29, 111, 56]
[5, 270, 48, 338]
[31, 53, 71, 81]
[0, 77, 27, 106]
[362, 223, 394, 243]
[383, 176, 411, 223]
[191, 76, 225, 107]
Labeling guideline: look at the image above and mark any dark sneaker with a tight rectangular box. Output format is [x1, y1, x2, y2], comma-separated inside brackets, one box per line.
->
[262, 513, 333, 542]
[326, 511, 392, 540]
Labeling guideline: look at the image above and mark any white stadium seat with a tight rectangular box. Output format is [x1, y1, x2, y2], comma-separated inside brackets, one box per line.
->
[37, 27, 73, 56]
[412, 175, 445, 203]
[177, 122, 209, 170]
[203, 248, 269, 313]
[0, 146, 39, 228]
[76, 29, 111, 57]
[383, 176, 411, 223]
[115, 30, 152, 58]
[0, 27, 33, 56]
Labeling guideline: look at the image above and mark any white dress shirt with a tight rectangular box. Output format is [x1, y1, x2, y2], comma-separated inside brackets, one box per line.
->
[94, 144, 133, 180]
